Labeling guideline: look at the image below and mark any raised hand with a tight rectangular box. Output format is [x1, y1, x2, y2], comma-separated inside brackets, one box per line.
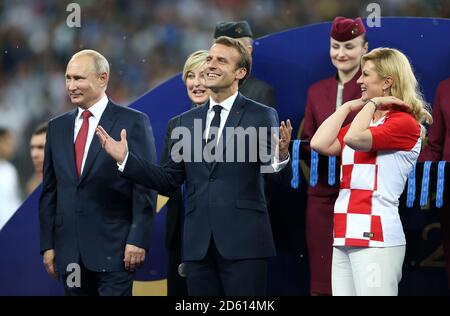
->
[371, 96, 410, 112]
[274, 119, 293, 161]
[96, 126, 128, 164]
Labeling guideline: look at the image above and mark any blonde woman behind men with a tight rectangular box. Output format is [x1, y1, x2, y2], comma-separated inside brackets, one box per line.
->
[161, 50, 209, 296]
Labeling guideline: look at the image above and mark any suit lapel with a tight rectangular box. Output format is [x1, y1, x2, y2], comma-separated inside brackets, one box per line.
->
[210, 93, 246, 173]
[196, 101, 210, 169]
[63, 109, 78, 182]
[78, 102, 117, 184]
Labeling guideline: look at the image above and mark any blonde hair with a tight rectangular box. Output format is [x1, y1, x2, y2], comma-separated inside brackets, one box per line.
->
[361, 48, 432, 130]
[182, 50, 208, 83]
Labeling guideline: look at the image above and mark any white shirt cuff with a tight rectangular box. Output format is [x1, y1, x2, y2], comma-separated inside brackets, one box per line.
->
[117, 152, 129, 172]
[272, 153, 290, 172]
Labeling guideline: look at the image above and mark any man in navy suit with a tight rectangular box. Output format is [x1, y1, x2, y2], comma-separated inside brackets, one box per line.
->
[97, 37, 292, 296]
[39, 50, 157, 296]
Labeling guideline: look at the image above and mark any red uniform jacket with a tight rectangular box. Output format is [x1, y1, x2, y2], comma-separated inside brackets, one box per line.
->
[420, 78, 450, 161]
[301, 70, 362, 196]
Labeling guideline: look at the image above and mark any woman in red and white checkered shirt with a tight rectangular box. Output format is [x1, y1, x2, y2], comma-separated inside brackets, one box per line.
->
[310, 47, 432, 296]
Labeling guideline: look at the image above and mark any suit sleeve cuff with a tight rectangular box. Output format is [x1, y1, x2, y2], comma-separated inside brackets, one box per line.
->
[272, 153, 290, 172]
[117, 152, 129, 172]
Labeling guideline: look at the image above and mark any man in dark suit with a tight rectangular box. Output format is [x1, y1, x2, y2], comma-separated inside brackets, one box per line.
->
[39, 49, 157, 296]
[97, 37, 292, 296]
[214, 21, 276, 108]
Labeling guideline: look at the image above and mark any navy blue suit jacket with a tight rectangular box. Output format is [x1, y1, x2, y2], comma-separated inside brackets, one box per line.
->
[39, 101, 157, 273]
[123, 93, 281, 261]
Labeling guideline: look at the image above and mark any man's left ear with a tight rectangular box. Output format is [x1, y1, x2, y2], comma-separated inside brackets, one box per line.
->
[236, 67, 247, 81]
[99, 72, 108, 88]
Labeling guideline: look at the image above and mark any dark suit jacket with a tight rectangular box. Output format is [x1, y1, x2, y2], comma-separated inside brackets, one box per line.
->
[123, 93, 282, 261]
[240, 75, 276, 108]
[160, 115, 183, 250]
[39, 101, 157, 273]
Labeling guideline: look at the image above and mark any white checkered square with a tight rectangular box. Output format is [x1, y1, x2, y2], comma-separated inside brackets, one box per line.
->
[333, 237, 346, 246]
[345, 213, 372, 239]
[371, 192, 392, 216]
[341, 145, 354, 165]
[350, 164, 376, 190]
[334, 189, 351, 213]
[368, 240, 384, 247]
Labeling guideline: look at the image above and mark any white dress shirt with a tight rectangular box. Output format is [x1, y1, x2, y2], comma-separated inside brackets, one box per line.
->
[74, 94, 108, 174]
[204, 92, 237, 144]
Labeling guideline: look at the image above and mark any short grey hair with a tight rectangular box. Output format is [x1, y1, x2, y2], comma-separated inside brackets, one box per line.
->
[70, 49, 110, 77]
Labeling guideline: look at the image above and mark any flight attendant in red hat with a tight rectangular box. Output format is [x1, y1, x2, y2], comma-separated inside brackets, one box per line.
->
[419, 77, 450, 290]
[299, 16, 368, 295]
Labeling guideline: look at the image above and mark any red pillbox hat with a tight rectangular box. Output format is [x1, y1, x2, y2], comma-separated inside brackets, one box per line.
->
[330, 16, 366, 42]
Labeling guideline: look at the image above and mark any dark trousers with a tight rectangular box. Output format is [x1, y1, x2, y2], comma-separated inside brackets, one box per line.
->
[167, 247, 188, 296]
[62, 261, 134, 296]
[185, 238, 268, 296]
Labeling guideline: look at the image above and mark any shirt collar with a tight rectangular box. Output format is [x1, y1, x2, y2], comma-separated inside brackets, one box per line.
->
[77, 94, 109, 119]
[208, 91, 238, 113]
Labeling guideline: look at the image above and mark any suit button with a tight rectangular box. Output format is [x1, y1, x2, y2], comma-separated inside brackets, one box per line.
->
[106, 256, 111, 260]
[209, 177, 215, 182]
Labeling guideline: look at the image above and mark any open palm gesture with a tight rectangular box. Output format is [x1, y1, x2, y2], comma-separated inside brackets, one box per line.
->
[96, 126, 128, 164]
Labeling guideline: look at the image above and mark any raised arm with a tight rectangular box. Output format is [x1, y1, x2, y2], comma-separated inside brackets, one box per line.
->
[310, 99, 364, 156]
[96, 123, 186, 195]
[345, 96, 409, 151]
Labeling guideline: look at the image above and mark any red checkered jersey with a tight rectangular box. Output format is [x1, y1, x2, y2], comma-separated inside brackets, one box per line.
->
[334, 111, 421, 247]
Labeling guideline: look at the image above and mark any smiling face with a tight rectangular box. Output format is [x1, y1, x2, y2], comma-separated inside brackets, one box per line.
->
[185, 67, 209, 105]
[204, 43, 246, 92]
[65, 55, 107, 109]
[330, 35, 368, 74]
[357, 60, 388, 101]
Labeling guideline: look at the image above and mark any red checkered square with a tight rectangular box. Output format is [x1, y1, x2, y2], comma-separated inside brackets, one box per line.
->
[340, 164, 353, 189]
[344, 238, 369, 247]
[347, 189, 373, 214]
[354, 151, 377, 164]
[370, 215, 384, 242]
[334, 213, 347, 238]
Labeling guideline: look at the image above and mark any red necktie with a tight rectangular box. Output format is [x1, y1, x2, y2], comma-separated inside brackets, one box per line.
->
[74, 110, 92, 178]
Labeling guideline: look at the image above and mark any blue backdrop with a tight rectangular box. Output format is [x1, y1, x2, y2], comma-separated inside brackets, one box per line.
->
[0, 17, 449, 295]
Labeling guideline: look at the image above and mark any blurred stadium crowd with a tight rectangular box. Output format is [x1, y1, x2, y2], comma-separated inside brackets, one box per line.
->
[0, 0, 448, 200]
